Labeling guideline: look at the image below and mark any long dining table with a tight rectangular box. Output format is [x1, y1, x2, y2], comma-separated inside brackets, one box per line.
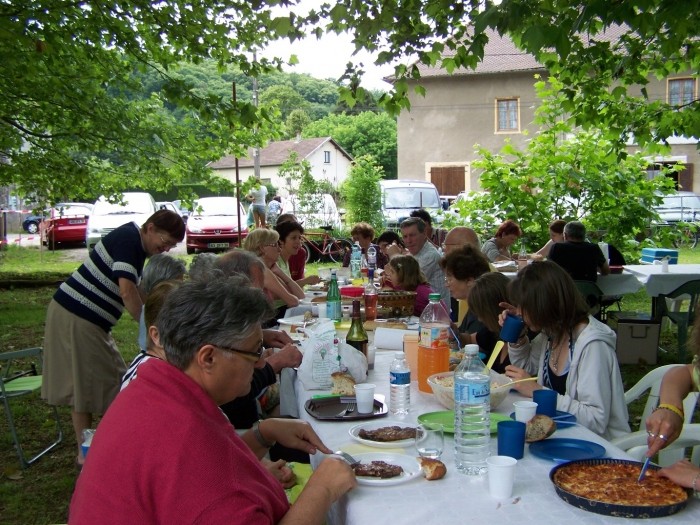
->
[294, 349, 700, 525]
[624, 264, 700, 317]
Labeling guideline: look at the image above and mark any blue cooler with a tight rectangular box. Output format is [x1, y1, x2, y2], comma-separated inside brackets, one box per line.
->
[641, 248, 678, 265]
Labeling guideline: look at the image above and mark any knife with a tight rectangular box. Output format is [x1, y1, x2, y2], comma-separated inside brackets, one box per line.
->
[637, 457, 651, 483]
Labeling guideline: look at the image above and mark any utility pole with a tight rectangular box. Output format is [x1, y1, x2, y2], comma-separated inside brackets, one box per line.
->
[252, 52, 261, 180]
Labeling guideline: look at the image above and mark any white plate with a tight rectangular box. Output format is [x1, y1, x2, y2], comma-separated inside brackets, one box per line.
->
[277, 315, 315, 327]
[348, 420, 417, 449]
[351, 452, 422, 486]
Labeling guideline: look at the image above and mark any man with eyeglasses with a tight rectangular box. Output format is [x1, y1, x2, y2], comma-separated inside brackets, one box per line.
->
[70, 277, 356, 524]
[42, 209, 185, 470]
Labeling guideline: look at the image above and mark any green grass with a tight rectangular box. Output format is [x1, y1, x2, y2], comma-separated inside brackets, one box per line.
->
[0, 246, 698, 523]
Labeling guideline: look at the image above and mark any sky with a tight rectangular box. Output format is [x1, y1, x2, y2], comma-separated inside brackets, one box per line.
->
[260, 1, 395, 91]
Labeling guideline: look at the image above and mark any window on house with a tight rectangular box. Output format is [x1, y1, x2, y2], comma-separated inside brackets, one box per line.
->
[324, 151, 331, 163]
[668, 78, 696, 106]
[496, 99, 519, 132]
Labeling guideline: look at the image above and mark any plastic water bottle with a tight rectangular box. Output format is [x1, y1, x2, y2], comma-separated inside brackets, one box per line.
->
[517, 242, 528, 270]
[367, 245, 377, 271]
[326, 269, 341, 321]
[350, 242, 361, 279]
[417, 293, 451, 392]
[364, 269, 378, 321]
[454, 344, 490, 475]
[390, 351, 411, 415]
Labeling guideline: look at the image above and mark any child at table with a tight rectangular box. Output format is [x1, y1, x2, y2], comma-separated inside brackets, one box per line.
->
[501, 261, 630, 440]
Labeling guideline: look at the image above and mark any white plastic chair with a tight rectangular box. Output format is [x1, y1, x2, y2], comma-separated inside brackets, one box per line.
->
[612, 424, 700, 467]
[623, 364, 699, 430]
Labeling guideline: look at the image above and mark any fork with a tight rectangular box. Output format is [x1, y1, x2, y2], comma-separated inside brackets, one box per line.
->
[336, 402, 356, 417]
[334, 450, 360, 467]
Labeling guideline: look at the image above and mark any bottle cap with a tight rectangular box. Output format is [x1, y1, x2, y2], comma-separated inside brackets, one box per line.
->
[428, 292, 441, 301]
[465, 344, 479, 355]
[394, 351, 405, 359]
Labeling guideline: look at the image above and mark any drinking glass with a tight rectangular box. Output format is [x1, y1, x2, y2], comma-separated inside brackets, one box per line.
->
[415, 423, 444, 459]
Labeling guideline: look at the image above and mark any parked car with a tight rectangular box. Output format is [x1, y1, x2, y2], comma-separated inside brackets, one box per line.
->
[40, 203, 94, 248]
[654, 191, 700, 224]
[22, 202, 93, 234]
[86, 192, 157, 250]
[157, 201, 182, 217]
[282, 193, 342, 230]
[171, 199, 190, 222]
[379, 180, 442, 227]
[185, 196, 248, 254]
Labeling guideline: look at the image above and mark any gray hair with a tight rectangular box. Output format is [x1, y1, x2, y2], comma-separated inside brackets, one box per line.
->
[157, 276, 274, 370]
[214, 248, 265, 278]
[188, 252, 219, 281]
[141, 254, 186, 294]
[563, 221, 586, 241]
[400, 216, 426, 233]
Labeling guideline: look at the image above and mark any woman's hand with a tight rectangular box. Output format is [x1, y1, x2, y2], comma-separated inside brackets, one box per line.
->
[504, 365, 540, 396]
[644, 406, 683, 457]
[306, 457, 357, 501]
[262, 458, 297, 489]
[658, 459, 700, 489]
[261, 419, 333, 455]
[385, 242, 405, 259]
[302, 275, 322, 286]
[497, 302, 518, 327]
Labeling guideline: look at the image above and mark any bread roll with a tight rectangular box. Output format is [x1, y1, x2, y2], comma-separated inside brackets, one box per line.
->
[418, 457, 447, 480]
[331, 371, 356, 396]
[525, 414, 556, 442]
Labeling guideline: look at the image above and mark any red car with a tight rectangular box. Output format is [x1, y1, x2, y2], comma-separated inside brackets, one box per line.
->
[185, 196, 248, 254]
[40, 203, 93, 249]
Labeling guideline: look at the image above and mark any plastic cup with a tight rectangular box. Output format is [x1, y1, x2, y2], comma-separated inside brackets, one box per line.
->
[497, 420, 526, 460]
[415, 423, 444, 459]
[354, 383, 376, 414]
[402, 334, 419, 379]
[533, 389, 557, 417]
[367, 345, 376, 371]
[317, 304, 328, 318]
[513, 401, 538, 423]
[487, 456, 517, 500]
[500, 314, 525, 343]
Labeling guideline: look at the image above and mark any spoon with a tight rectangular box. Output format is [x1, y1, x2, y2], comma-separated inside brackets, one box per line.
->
[485, 341, 505, 371]
[492, 377, 538, 389]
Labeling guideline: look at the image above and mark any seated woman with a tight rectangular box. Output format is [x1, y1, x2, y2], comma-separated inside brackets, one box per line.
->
[275, 219, 321, 287]
[243, 228, 304, 316]
[466, 272, 511, 374]
[645, 316, 700, 490]
[532, 219, 566, 260]
[482, 219, 522, 262]
[342, 222, 388, 269]
[440, 244, 492, 349]
[70, 277, 355, 523]
[502, 261, 629, 440]
[382, 255, 433, 316]
[376, 230, 405, 259]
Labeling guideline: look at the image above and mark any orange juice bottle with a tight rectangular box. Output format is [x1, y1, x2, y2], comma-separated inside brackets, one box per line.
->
[417, 293, 451, 392]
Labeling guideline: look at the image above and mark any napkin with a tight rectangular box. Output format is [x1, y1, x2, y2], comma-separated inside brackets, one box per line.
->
[374, 327, 409, 351]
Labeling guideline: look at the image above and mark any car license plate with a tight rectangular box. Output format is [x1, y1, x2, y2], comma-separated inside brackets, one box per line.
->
[68, 219, 86, 224]
[208, 242, 230, 248]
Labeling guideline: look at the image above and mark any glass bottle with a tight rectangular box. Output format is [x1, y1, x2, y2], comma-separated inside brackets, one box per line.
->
[326, 269, 342, 321]
[345, 299, 369, 366]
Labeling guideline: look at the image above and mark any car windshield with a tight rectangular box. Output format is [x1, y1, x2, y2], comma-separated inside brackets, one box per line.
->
[194, 198, 239, 216]
[51, 205, 91, 217]
[93, 196, 153, 215]
[658, 195, 700, 209]
[384, 188, 440, 209]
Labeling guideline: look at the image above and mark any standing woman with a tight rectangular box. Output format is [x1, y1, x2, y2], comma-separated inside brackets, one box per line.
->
[246, 177, 268, 229]
[503, 261, 629, 440]
[481, 219, 522, 262]
[243, 229, 304, 314]
[275, 220, 320, 287]
[41, 209, 185, 468]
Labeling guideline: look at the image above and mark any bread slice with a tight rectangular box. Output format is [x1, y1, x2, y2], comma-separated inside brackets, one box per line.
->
[331, 371, 356, 396]
[417, 457, 447, 480]
[525, 414, 556, 442]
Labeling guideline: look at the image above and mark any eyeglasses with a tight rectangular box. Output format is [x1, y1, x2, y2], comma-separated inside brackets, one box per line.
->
[158, 233, 178, 249]
[213, 342, 265, 362]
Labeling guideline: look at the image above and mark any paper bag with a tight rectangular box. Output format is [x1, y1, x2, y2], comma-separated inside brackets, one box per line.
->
[297, 320, 368, 390]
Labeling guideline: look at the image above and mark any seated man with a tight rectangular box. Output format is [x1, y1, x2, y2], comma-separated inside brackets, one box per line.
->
[410, 208, 447, 249]
[548, 221, 610, 282]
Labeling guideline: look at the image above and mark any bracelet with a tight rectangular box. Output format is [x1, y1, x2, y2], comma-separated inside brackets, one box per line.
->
[509, 335, 529, 349]
[252, 420, 276, 449]
[655, 403, 684, 421]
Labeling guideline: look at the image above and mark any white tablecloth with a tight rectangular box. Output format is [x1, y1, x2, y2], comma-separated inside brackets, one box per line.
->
[295, 351, 700, 525]
[624, 264, 700, 297]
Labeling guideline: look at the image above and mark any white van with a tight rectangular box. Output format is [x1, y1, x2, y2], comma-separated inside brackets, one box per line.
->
[380, 180, 442, 227]
[86, 192, 157, 250]
[283, 193, 341, 230]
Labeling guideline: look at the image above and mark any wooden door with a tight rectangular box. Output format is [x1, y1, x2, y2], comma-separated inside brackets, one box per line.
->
[430, 166, 465, 195]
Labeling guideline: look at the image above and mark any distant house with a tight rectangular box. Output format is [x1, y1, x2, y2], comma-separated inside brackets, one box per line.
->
[397, 28, 698, 196]
[208, 137, 353, 195]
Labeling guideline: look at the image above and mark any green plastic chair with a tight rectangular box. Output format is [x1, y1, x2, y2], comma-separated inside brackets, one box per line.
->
[658, 279, 700, 362]
[1, 347, 63, 468]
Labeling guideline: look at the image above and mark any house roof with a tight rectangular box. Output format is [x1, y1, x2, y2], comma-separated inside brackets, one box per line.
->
[208, 137, 353, 170]
[410, 26, 628, 79]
